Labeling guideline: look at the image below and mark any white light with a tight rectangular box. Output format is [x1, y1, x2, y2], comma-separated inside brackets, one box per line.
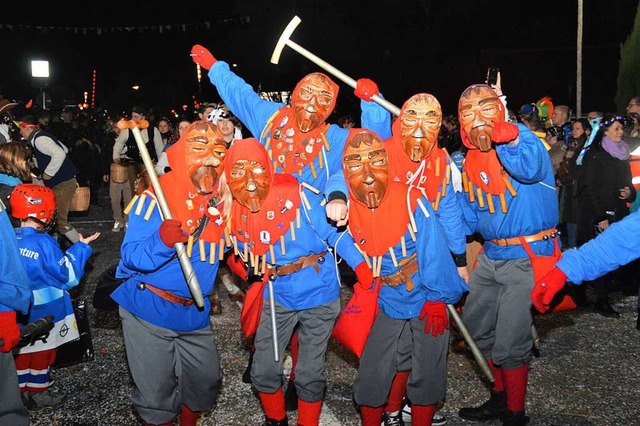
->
[31, 60, 49, 78]
[132, 85, 140, 90]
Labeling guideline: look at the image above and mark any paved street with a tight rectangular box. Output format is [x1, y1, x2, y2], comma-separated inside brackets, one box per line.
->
[25, 189, 640, 425]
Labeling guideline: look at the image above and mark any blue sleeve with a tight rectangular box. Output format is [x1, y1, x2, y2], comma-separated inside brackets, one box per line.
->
[325, 170, 348, 200]
[208, 61, 282, 140]
[118, 195, 176, 276]
[0, 208, 31, 314]
[557, 210, 640, 283]
[415, 197, 469, 304]
[302, 190, 364, 269]
[361, 99, 392, 139]
[434, 161, 468, 255]
[496, 124, 553, 183]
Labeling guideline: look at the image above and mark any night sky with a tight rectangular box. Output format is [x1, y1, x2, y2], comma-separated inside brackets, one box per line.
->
[2, 0, 639, 120]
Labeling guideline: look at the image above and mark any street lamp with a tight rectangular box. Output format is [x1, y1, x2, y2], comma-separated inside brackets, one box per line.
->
[31, 60, 50, 109]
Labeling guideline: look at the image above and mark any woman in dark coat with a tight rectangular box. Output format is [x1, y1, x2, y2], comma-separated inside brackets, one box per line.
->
[577, 115, 636, 316]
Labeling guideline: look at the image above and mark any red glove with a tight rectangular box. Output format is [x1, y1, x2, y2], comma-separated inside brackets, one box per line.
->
[491, 121, 519, 143]
[226, 254, 248, 280]
[419, 301, 449, 337]
[354, 262, 373, 290]
[531, 267, 568, 313]
[354, 78, 380, 102]
[191, 44, 217, 70]
[0, 311, 20, 353]
[159, 219, 188, 248]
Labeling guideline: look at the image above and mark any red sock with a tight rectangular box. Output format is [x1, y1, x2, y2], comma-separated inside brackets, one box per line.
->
[411, 404, 436, 426]
[297, 399, 322, 426]
[290, 331, 299, 381]
[488, 359, 504, 392]
[360, 405, 384, 426]
[502, 364, 529, 412]
[385, 371, 409, 412]
[179, 404, 199, 426]
[258, 388, 286, 421]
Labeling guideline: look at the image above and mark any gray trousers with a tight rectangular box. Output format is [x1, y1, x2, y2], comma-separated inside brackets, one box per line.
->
[0, 352, 29, 425]
[109, 180, 132, 223]
[251, 298, 340, 402]
[462, 253, 534, 369]
[354, 310, 449, 407]
[119, 307, 222, 424]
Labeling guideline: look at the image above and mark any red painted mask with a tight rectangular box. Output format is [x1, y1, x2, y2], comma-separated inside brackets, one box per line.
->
[184, 121, 227, 194]
[398, 93, 442, 161]
[227, 158, 271, 213]
[343, 131, 388, 209]
[458, 84, 505, 151]
[290, 73, 338, 133]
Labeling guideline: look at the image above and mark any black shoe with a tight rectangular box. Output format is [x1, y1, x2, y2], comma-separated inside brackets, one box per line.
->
[262, 417, 288, 426]
[458, 390, 507, 422]
[502, 410, 529, 425]
[381, 411, 404, 426]
[593, 299, 620, 318]
[242, 350, 253, 384]
[284, 379, 298, 411]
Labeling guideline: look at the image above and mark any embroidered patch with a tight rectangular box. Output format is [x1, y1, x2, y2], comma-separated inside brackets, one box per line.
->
[186, 200, 194, 210]
[480, 171, 489, 185]
[260, 230, 271, 244]
[267, 210, 275, 220]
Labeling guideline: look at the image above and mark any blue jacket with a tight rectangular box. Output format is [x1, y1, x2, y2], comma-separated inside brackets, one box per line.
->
[14, 226, 92, 352]
[233, 188, 365, 310]
[0, 207, 31, 314]
[112, 193, 223, 332]
[557, 209, 640, 284]
[360, 193, 468, 320]
[459, 124, 560, 260]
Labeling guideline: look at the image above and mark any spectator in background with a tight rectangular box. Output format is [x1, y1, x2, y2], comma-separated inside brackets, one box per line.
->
[576, 114, 636, 316]
[439, 114, 463, 155]
[551, 105, 572, 147]
[112, 106, 165, 196]
[557, 118, 592, 249]
[18, 115, 81, 243]
[626, 96, 640, 116]
[102, 120, 132, 233]
[337, 114, 356, 129]
[155, 118, 191, 176]
[0, 142, 33, 227]
[157, 118, 176, 147]
[545, 125, 567, 179]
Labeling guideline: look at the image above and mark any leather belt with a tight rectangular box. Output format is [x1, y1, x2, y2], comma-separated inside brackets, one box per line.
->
[490, 228, 558, 247]
[273, 251, 327, 277]
[380, 254, 418, 291]
[138, 282, 195, 306]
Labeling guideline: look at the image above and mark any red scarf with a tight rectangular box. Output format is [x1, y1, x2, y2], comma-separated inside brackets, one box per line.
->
[266, 107, 330, 175]
[384, 139, 448, 203]
[348, 181, 421, 257]
[226, 139, 301, 256]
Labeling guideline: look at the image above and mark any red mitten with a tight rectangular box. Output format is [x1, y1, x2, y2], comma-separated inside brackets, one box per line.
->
[226, 254, 248, 280]
[491, 121, 519, 143]
[354, 262, 373, 290]
[191, 44, 217, 70]
[419, 301, 448, 337]
[532, 267, 568, 313]
[159, 219, 188, 248]
[354, 78, 380, 102]
[0, 311, 20, 352]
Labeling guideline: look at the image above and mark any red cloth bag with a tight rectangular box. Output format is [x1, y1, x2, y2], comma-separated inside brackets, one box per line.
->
[240, 278, 267, 338]
[519, 236, 577, 313]
[331, 281, 381, 358]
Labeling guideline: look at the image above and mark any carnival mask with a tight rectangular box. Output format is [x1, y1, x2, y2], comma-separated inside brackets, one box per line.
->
[291, 72, 337, 133]
[343, 131, 388, 209]
[227, 159, 270, 212]
[399, 93, 442, 161]
[458, 84, 504, 151]
[184, 121, 227, 194]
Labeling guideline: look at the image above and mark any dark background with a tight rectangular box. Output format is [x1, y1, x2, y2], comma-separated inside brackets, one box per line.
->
[1, 0, 638, 119]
